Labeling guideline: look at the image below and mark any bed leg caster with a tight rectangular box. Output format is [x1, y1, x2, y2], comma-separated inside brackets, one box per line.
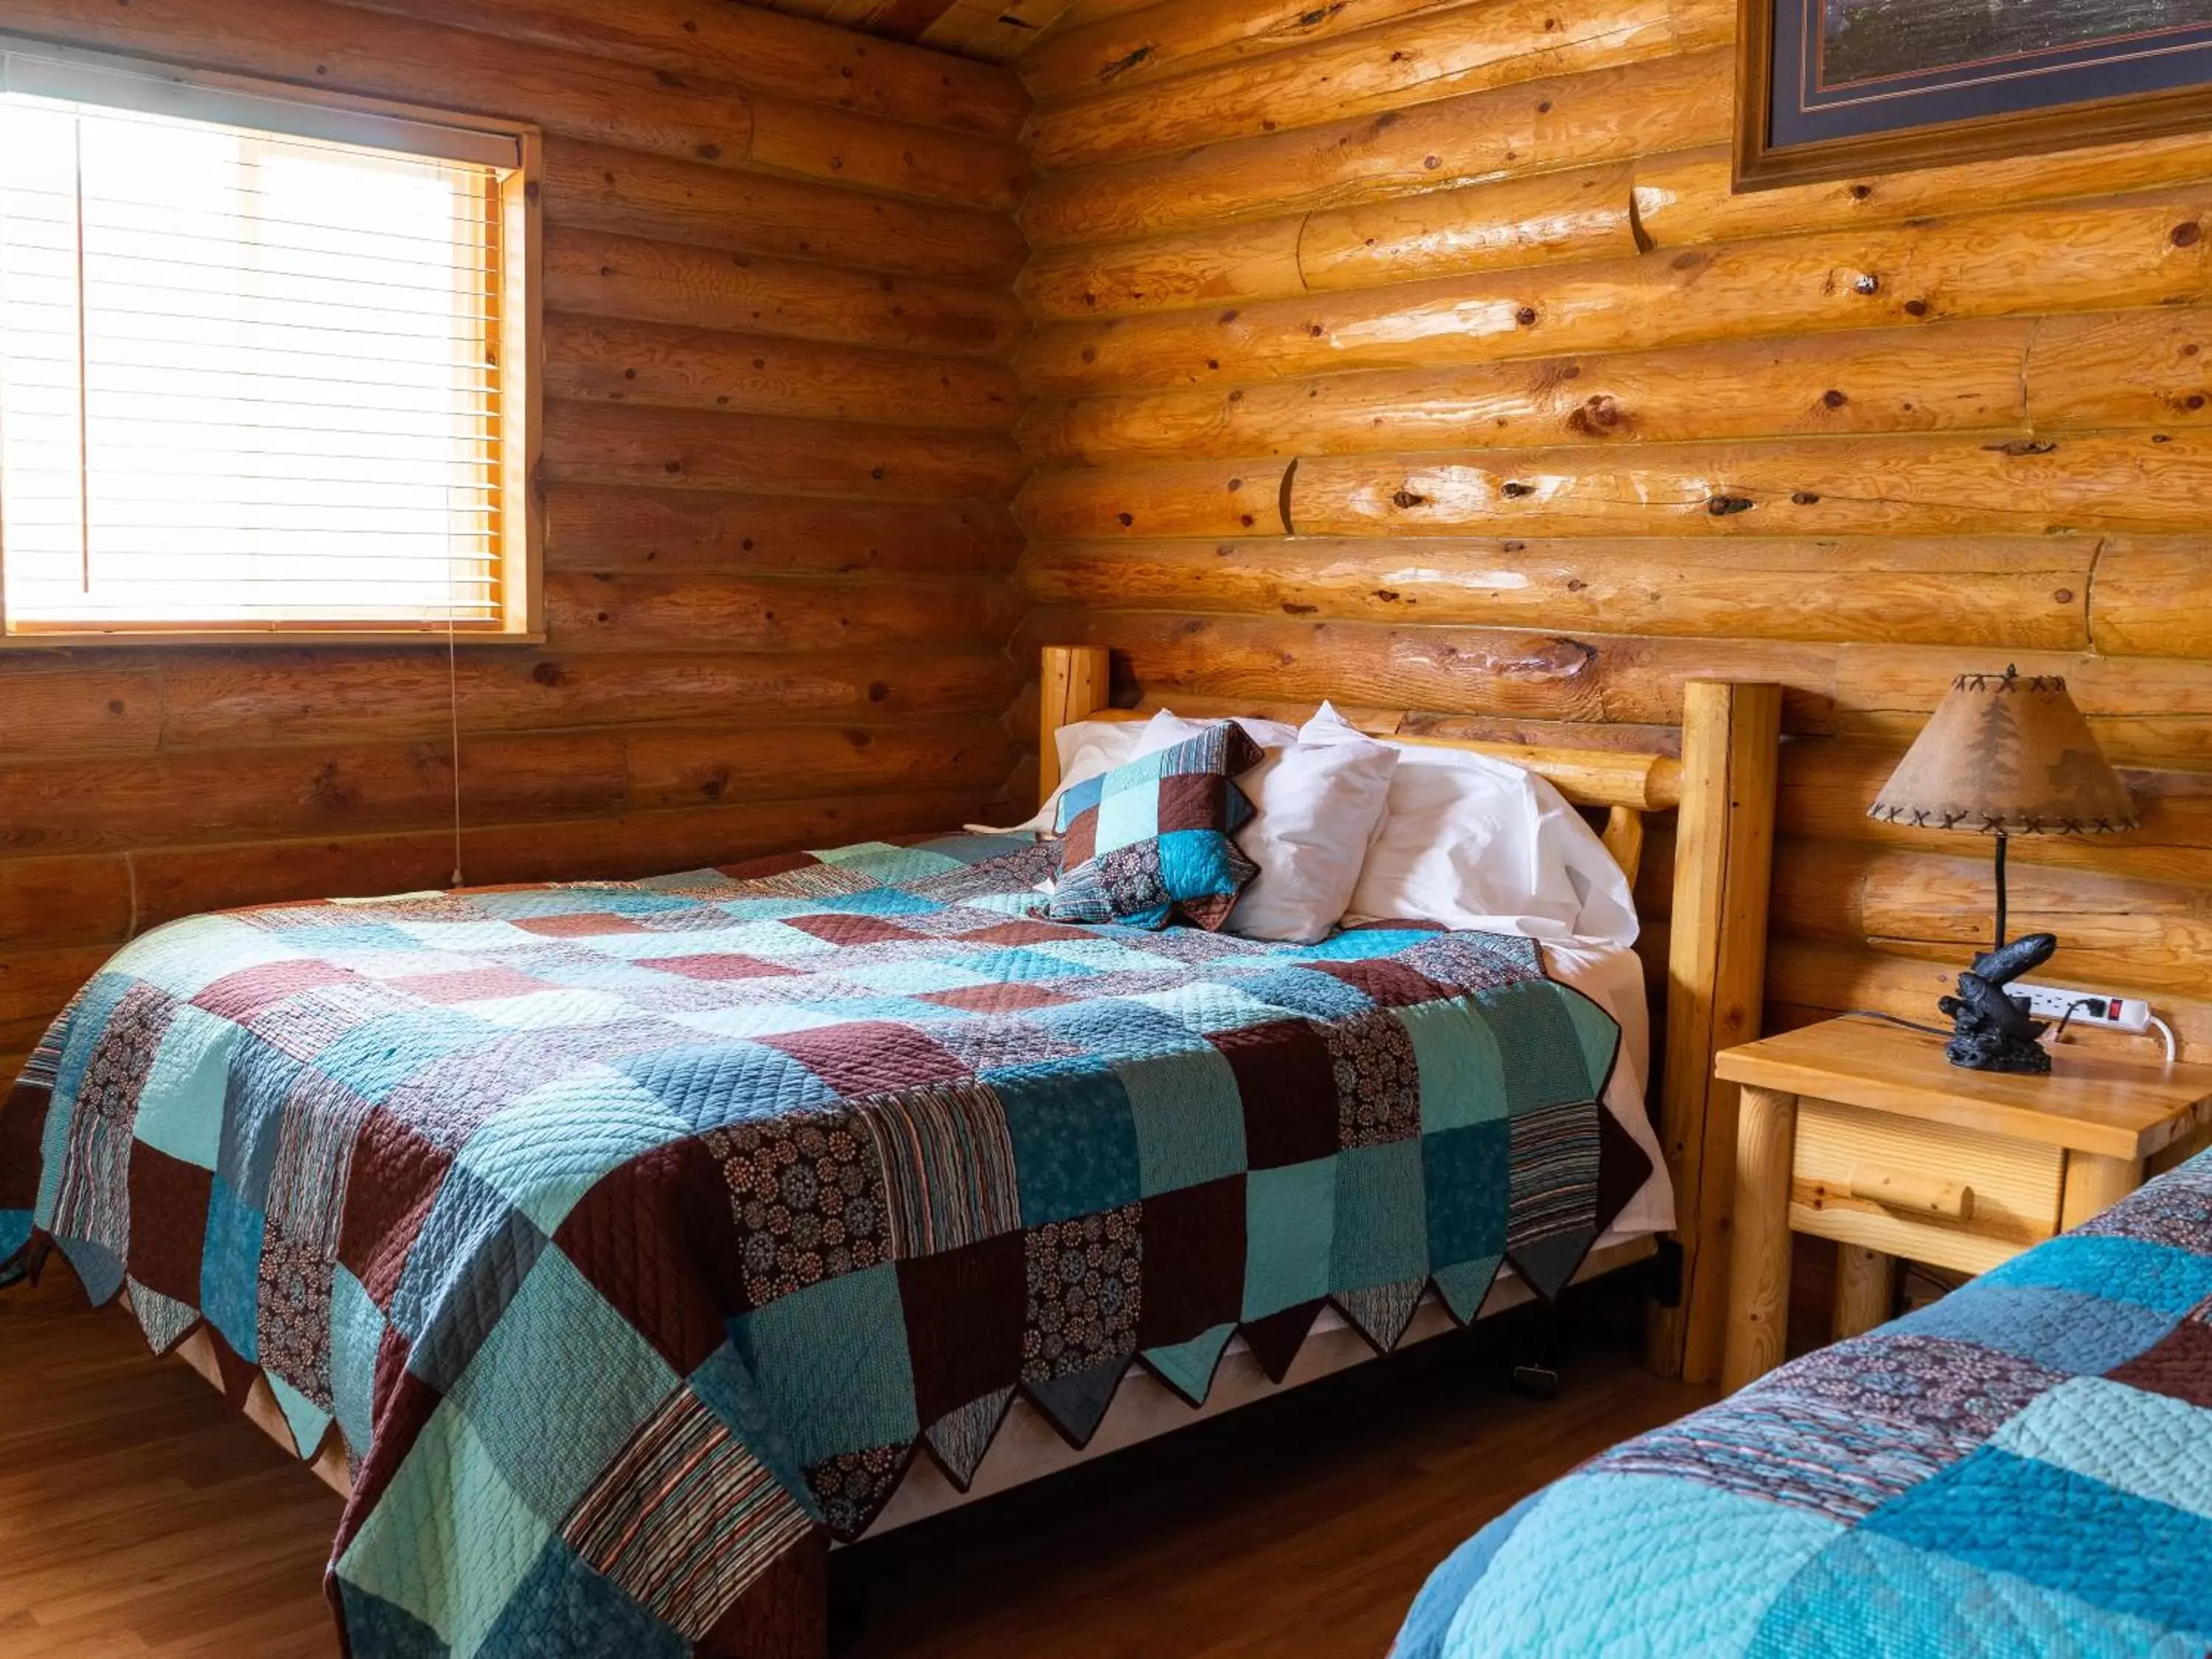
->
[1509, 1361, 1561, 1399]
[1509, 1302, 1567, 1399]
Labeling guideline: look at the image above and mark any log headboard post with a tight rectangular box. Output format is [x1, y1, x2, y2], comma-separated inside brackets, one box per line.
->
[1039, 644, 1110, 804]
[1646, 680, 1784, 1385]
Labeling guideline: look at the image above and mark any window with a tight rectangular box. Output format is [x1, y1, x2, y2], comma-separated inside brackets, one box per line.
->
[0, 45, 538, 641]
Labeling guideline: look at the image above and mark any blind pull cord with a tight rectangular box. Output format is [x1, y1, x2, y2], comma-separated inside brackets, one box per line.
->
[448, 602, 464, 889]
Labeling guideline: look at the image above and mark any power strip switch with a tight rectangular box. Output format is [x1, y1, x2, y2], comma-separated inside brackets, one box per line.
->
[2008, 981, 2154, 1034]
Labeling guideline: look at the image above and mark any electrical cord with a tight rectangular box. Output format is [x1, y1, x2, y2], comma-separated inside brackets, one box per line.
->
[2150, 1014, 2179, 1064]
[1841, 1009, 1953, 1038]
[1848, 1002, 2178, 1063]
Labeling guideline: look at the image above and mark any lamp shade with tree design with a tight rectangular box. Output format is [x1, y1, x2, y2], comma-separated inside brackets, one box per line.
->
[1868, 667, 2136, 1071]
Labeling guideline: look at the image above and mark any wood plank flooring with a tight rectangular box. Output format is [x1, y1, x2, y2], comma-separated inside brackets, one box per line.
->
[0, 1262, 1712, 1658]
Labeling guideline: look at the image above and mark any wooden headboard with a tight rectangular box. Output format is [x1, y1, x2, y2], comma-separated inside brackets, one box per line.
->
[1038, 644, 1783, 1387]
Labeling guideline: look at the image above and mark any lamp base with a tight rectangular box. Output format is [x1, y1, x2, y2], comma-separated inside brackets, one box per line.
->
[1937, 932, 2059, 1074]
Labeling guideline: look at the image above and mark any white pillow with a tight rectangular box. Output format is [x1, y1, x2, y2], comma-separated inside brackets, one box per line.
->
[1335, 709, 1638, 947]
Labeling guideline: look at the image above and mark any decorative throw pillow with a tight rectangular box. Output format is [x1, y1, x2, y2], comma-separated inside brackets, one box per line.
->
[1045, 721, 1264, 929]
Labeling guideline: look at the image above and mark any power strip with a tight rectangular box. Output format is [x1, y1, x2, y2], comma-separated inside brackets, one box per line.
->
[2008, 980, 2153, 1034]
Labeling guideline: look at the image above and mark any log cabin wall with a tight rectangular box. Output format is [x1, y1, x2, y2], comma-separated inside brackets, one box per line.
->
[1009, 0, 2212, 1064]
[0, 0, 1035, 1079]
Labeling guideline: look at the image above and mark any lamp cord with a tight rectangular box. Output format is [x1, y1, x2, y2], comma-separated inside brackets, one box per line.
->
[1842, 1009, 1954, 1039]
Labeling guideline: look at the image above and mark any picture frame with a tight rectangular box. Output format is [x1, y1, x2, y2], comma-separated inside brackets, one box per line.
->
[1735, 0, 2212, 191]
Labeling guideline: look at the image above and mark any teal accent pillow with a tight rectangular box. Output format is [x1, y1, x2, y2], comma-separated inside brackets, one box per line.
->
[1045, 723, 1265, 930]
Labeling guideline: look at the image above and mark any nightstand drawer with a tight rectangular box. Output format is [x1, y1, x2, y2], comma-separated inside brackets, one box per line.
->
[1788, 1096, 2066, 1276]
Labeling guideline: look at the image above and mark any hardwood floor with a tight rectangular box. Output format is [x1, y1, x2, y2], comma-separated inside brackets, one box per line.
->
[0, 1262, 1712, 1658]
[0, 1262, 344, 1659]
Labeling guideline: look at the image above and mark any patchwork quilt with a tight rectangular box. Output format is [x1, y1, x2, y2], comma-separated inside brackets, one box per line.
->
[1396, 1148, 2212, 1658]
[0, 832, 1643, 1659]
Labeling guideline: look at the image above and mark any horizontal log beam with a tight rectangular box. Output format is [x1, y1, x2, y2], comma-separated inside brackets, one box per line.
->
[3, 0, 755, 171]
[541, 485, 1022, 576]
[1634, 136, 2212, 248]
[1020, 218, 1307, 321]
[2091, 538, 2212, 658]
[1781, 742, 2212, 885]
[1298, 161, 1644, 295]
[1014, 535, 2091, 647]
[0, 734, 632, 856]
[1023, 0, 1455, 104]
[2, 0, 1025, 214]
[540, 400, 1028, 502]
[1018, 164, 1642, 322]
[542, 572, 1021, 653]
[0, 857, 133, 948]
[625, 723, 1019, 813]
[1015, 607, 1840, 730]
[1771, 835, 2212, 999]
[1028, 0, 1714, 171]
[0, 667, 164, 757]
[1020, 319, 2031, 463]
[0, 724, 1020, 858]
[1021, 49, 1728, 248]
[544, 141, 1027, 288]
[1018, 459, 1294, 539]
[154, 648, 1023, 748]
[2027, 310, 2212, 432]
[333, 0, 1029, 139]
[544, 314, 1023, 432]
[1018, 192, 2211, 394]
[1290, 432, 2212, 540]
[1829, 641, 2212, 771]
[742, 91, 1029, 214]
[546, 231, 1027, 361]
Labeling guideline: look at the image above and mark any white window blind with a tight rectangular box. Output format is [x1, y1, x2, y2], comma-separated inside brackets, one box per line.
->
[0, 52, 528, 636]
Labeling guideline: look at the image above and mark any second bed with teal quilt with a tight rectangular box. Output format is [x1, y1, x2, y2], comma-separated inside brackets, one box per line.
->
[1397, 1148, 2212, 1657]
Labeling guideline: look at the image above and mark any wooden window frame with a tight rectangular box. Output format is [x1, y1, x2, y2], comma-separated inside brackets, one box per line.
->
[0, 37, 543, 647]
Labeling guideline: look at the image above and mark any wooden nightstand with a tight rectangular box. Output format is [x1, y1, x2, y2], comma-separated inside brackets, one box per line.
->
[1715, 1016, 2212, 1391]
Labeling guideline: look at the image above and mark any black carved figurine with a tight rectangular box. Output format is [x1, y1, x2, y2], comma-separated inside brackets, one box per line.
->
[1938, 932, 2059, 1074]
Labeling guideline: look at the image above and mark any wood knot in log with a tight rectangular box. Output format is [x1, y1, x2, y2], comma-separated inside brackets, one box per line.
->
[1479, 635, 1599, 684]
[1565, 394, 1627, 437]
[1705, 495, 1754, 515]
[1984, 439, 2057, 456]
[1099, 46, 1151, 82]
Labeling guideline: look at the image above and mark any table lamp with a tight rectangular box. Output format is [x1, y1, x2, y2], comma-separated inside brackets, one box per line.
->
[1868, 667, 2136, 1074]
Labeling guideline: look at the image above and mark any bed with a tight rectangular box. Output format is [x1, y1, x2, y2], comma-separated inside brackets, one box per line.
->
[1394, 1147, 2212, 1658]
[0, 647, 1783, 1659]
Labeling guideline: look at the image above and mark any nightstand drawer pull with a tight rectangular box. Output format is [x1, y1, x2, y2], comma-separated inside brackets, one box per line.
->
[1849, 1170, 1974, 1222]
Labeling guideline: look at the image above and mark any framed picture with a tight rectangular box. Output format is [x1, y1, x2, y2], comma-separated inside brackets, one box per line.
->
[1736, 0, 2212, 189]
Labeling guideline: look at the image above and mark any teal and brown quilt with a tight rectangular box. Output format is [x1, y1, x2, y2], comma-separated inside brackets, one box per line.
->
[0, 832, 1637, 1658]
[1396, 1148, 2212, 1658]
